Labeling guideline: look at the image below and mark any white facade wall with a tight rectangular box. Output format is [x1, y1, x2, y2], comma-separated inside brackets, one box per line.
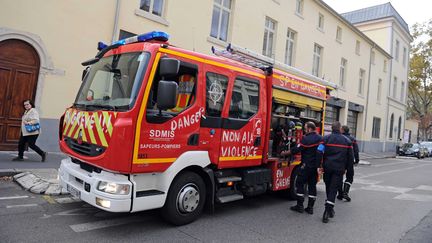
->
[0, 0, 409, 152]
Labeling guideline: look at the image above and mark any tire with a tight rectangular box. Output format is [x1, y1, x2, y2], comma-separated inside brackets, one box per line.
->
[161, 171, 206, 226]
[289, 166, 300, 200]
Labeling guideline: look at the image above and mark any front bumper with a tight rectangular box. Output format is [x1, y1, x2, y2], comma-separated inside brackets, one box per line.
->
[59, 158, 132, 212]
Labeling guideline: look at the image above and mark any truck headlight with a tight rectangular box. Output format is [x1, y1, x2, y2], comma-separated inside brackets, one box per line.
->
[97, 181, 130, 195]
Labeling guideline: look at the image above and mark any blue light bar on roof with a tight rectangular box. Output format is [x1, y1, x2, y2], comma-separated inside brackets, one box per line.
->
[113, 31, 169, 45]
[96, 31, 169, 51]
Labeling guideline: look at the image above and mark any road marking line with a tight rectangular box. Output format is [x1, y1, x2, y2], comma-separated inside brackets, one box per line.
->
[55, 197, 81, 204]
[394, 193, 432, 202]
[6, 204, 38, 208]
[42, 195, 57, 204]
[360, 164, 428, 178]
[373, 161, 415, 167]
[70, 216, 142, 232]
[0, 196, 28, 200]
[415, 185, 432, 191]
[361, 185, 412, 194]
[354, 179, 382, 185]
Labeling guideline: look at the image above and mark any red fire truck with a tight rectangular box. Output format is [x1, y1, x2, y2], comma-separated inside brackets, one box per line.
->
[59, 31, 335, 225]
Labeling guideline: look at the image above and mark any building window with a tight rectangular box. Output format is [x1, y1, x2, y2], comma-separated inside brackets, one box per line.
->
[347, 110, 358, 137]
[393, 76, 397, 98]
[372, 117, 381, 139]
[358, 69, 365, 95]
[312, 43, 322, 77]
[398, 116, 402, 139]
[285, 28, 296, 66]
[140, 0, 164, 16]
[403, 47, 407, 67]
[384, 59, 388, 72]
[263, 17, 276, 58]
[336, 26, 342, 42]
[395, 40, 400, 61]
[210, 0, 232, 42]
[389, 113, 394, 139]
[295, 0, 304, 15]
[355, 40, 360, 55]
[339, 58, 347, 88]
[401, 81, 405, 102]
[318, 13, 324, 30]
[371, 51, 375, 65]
[324, 105, 339, 135]
[377, 78, 382, 103]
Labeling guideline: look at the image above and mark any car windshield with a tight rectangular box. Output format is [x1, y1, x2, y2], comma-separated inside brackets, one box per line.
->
[411, 144, 419, 149]
[402, 143, 413, 149]
[74, 52, 150, 111]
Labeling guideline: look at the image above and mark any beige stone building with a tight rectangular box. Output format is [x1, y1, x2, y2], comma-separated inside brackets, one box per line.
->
[0, 0, 411, 152]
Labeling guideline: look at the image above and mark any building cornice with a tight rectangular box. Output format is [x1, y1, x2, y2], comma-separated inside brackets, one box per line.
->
[315, 0, 392, 59]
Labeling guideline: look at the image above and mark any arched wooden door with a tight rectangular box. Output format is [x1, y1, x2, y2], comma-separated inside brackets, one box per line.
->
[0, 39, 40, 150]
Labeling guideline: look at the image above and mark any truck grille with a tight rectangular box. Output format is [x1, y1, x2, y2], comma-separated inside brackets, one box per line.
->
[64, 137, 105, 157]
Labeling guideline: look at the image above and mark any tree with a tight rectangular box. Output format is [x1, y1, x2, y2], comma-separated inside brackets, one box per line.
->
[408, 19, 432, 140]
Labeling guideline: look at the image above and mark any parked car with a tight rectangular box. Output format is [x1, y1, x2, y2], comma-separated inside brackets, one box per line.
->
[420, 142, 432, 156]
[398, 143, 428, 159]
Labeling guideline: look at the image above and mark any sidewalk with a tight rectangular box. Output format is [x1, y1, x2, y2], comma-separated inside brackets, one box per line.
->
[0, 150, 396, 195]
[0, 151, 68, 195]
[360, 151, 396, 160]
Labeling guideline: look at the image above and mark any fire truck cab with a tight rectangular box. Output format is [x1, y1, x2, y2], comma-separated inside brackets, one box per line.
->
[59, 31, 335, 225]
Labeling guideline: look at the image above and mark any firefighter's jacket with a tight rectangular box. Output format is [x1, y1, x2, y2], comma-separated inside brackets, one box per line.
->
[319, 131, 354, 173]
[343, 132, 360, 164]
[291, 132, 323, 168]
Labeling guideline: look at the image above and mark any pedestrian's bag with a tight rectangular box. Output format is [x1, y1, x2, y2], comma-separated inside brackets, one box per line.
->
[25, 123, 40, 132]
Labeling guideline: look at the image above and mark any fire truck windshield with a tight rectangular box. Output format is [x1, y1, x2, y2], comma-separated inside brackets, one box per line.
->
[74, 52, 150, 111]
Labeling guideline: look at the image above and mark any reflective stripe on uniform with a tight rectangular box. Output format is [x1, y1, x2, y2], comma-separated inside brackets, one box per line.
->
[325, 143, 353, 149]
[325, 200, 335, 205]
[308, 195, 317, 199]
[344, 182, 352, 186]
[296, 193, 304, 197]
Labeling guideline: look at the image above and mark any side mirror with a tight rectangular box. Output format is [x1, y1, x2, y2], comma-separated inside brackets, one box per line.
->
[157, 80, 178, 110]
[159, 58, 180, 78]
[82, 67, 90, 81]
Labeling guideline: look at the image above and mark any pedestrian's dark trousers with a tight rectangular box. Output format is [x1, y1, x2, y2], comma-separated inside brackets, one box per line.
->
[18, 134, 44, 158]
[296, 165, 318, 198]
[323, 169, 344, 204]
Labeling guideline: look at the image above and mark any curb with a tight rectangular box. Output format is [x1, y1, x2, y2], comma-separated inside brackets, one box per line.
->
[0, 169, 22, 177]
[12, 172, 69, 196]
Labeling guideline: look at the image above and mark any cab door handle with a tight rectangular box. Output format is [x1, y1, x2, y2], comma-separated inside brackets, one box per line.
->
[188, 134, 199, 146]
[254, 137, 261, 146]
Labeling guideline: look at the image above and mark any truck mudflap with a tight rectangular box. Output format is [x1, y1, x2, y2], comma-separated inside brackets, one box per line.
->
[59, 157, 132, 212]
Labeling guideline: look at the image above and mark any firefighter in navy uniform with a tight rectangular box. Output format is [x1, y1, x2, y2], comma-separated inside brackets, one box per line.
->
[318, 121, 354, 223]
[282, 121, 322, 214]
[337, 125, 359, 202]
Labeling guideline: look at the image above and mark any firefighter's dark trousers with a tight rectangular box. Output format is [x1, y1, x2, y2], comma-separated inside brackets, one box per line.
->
[296, 164, 318, 199]
[323, 168, 344, 205]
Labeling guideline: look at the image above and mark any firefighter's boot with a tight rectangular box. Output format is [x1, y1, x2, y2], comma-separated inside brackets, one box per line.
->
[322, 203, 334, 223]
[290, 195, 304, 213]
[337, 188, 344, 200]
[304, 197, 316, 214]
[343, 183, 352, 202]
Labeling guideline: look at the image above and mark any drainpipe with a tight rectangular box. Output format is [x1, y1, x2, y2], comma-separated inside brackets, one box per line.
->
[384, 25, 395, 152]
[111, 0, 121, 43]
[363, 44, 375, 152]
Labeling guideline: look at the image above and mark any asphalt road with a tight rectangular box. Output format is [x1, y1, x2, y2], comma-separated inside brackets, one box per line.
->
[1, 157, 432, 242]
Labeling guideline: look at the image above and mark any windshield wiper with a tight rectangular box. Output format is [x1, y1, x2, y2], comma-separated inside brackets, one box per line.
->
[73, 103, 87, 110]
[86, 104, 117, 111]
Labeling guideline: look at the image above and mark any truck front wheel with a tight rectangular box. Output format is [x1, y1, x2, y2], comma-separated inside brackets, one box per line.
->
[161, 171, 206, 225]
